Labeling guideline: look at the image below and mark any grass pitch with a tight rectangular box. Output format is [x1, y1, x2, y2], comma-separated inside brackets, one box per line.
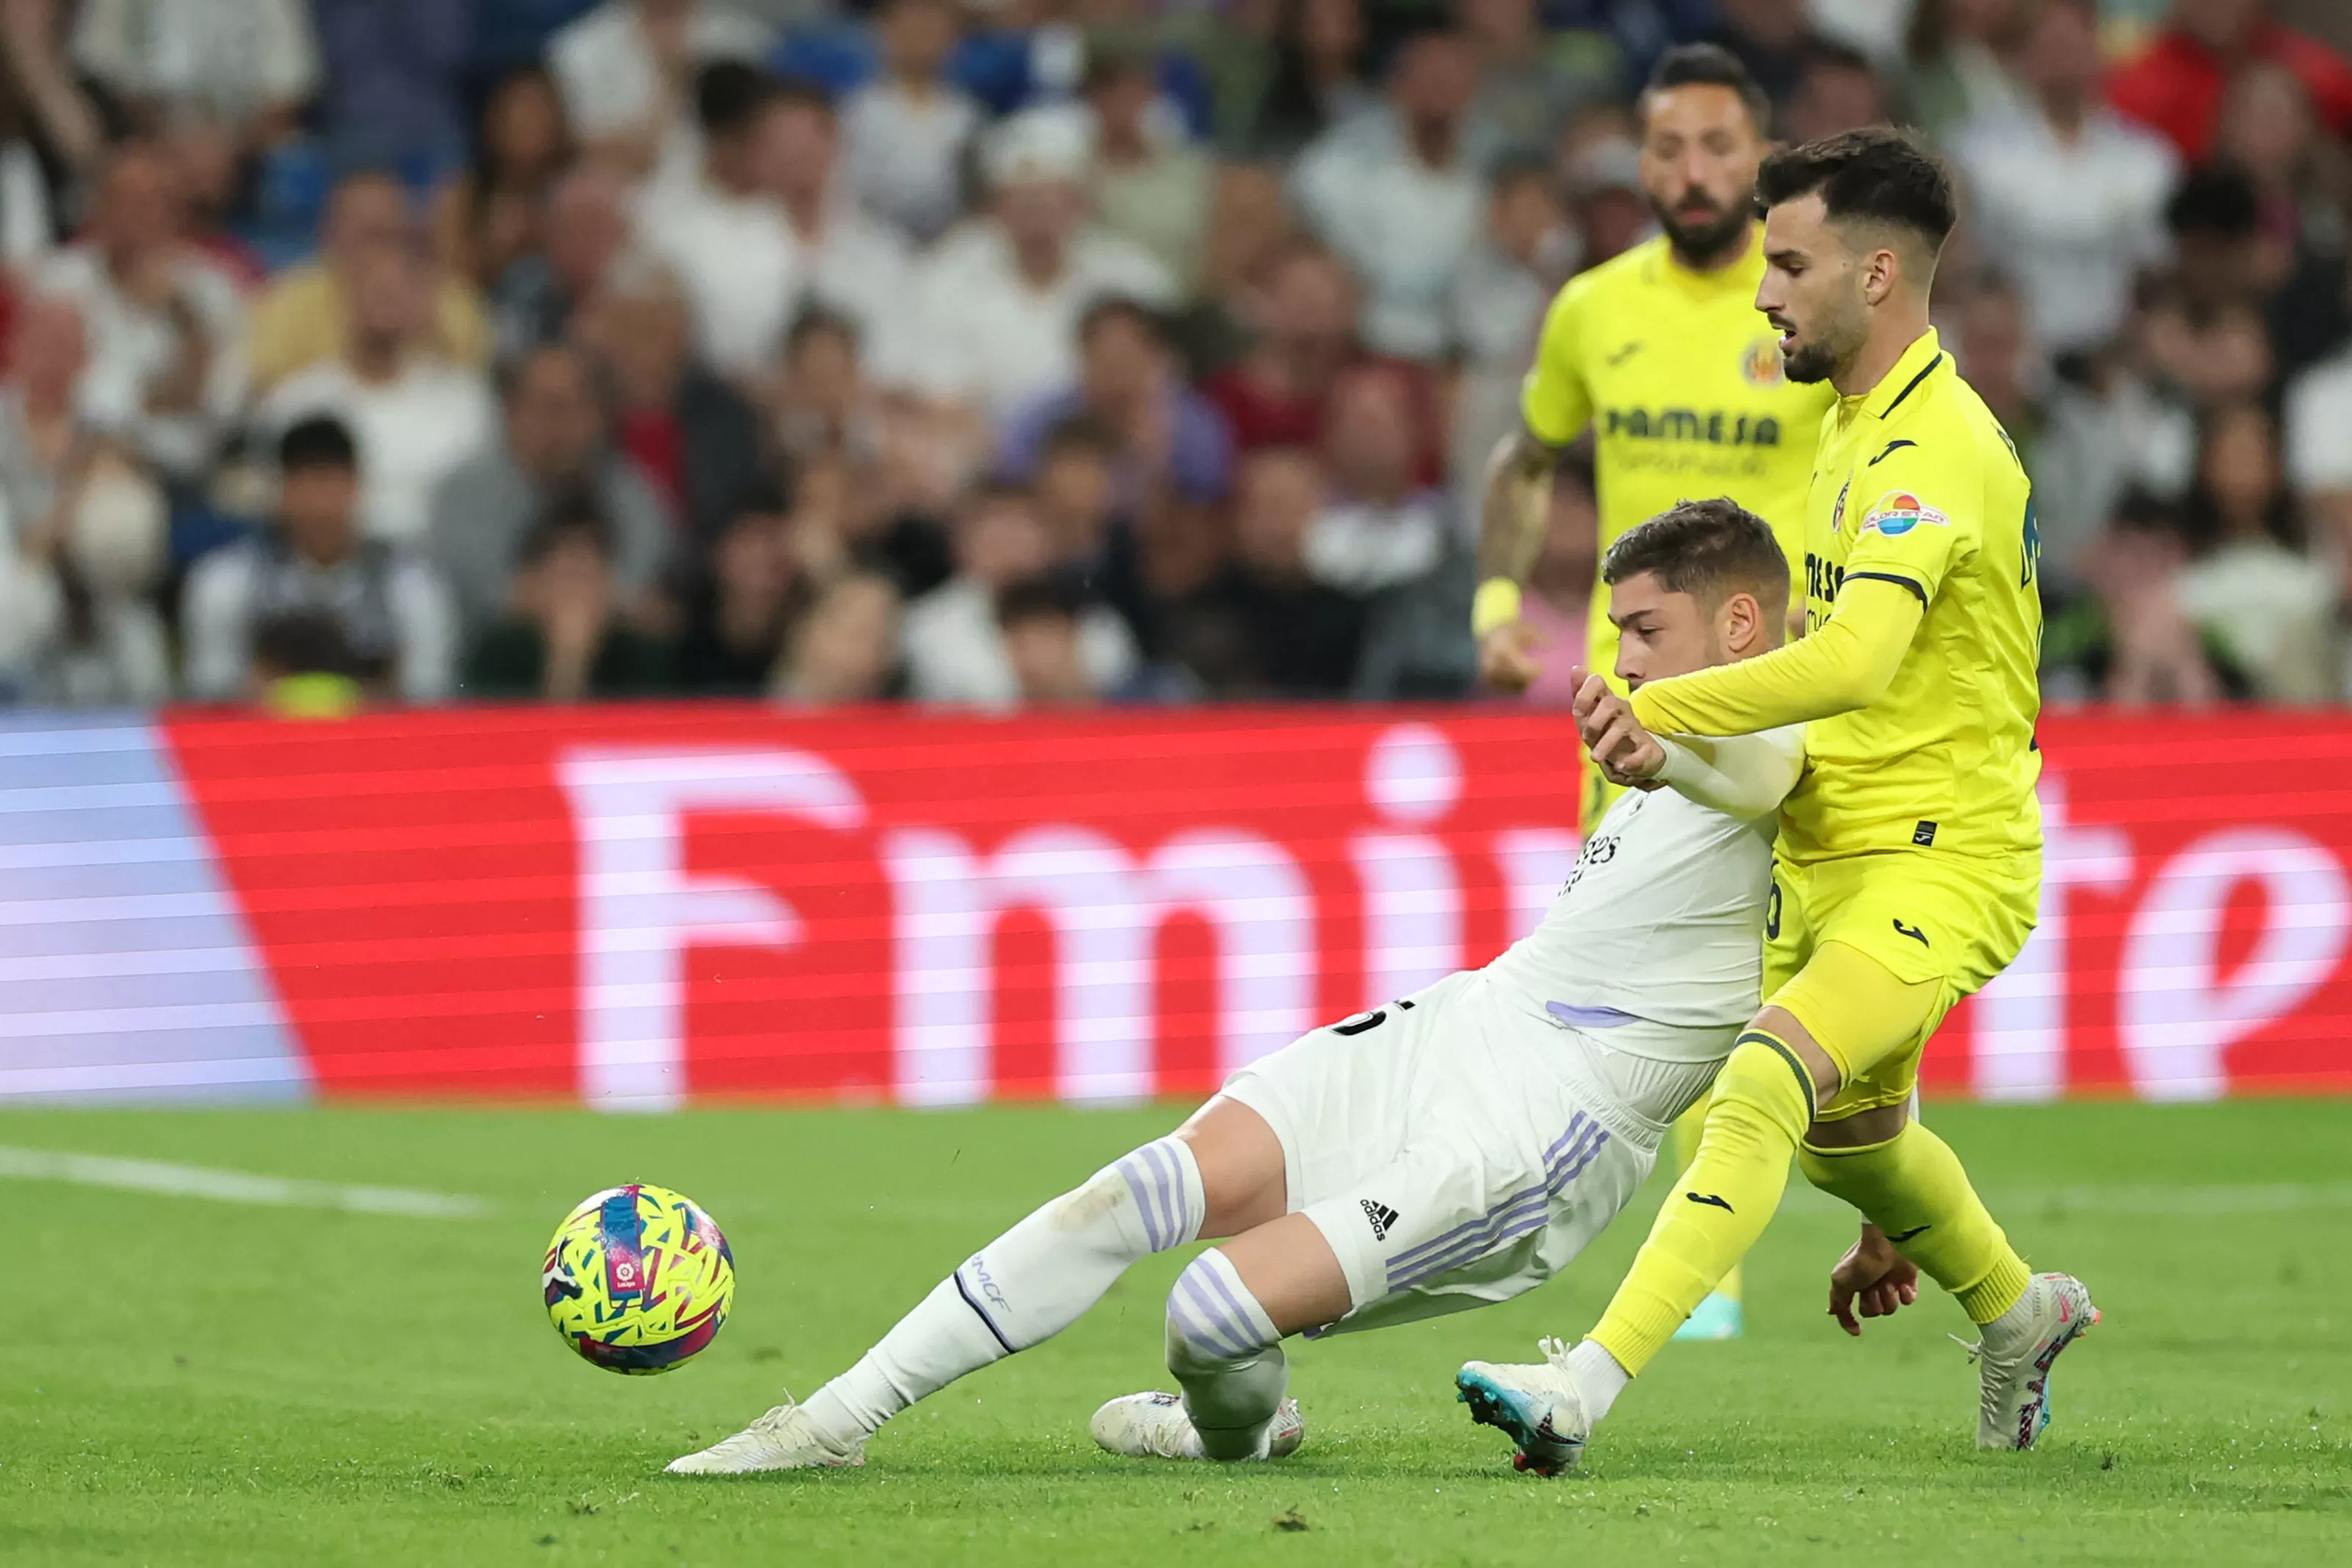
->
[4, 1099, 2348, 1567]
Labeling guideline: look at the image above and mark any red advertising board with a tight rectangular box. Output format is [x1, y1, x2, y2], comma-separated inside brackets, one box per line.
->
[139, 705, 2352, 1107]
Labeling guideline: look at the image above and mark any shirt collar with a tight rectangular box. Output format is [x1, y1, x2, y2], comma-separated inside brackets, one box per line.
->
[1860, 328, 1947, 422]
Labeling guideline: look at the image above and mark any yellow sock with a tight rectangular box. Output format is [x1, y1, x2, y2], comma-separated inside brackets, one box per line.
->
[1590, 1032, 1813, 1375]
[1799, 1121, 2030, 1325]
[1672, 1101, 1741, 1308]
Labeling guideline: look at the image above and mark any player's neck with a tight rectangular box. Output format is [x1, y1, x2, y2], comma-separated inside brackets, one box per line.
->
[1667, 222, 1756, 278]
[1834, 312, 1934, 400]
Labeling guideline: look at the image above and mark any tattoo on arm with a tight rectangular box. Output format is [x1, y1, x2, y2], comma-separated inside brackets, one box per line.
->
[1477, 426, 1560, 584]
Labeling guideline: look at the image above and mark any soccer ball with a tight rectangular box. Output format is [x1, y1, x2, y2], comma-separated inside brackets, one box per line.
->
[542, 1184, 736, 1375]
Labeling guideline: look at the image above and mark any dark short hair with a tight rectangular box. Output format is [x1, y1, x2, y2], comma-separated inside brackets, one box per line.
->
[1487, 149, 1556, 198]
[696, 61, 778, 137]
[786, 306, 861, 359]
[994, 572, 1086, 630]
[1077, 295, 1166, 350]
[517, 507, 616, 568]
[1757, 127, 1957, 251]
[1039, 414, 1120, 463]
[1644, 43, 1771, 136]
[279, 415, 359, 474]
[2166, 165, 2259, 240]
[1602, 497, 1790, 616]
[772, 78, 836, 119]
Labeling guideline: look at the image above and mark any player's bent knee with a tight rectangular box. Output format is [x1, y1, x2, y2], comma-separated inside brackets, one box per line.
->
[1086, 1137, 1206, 1258]
[1165, 1251, 1280, 1373]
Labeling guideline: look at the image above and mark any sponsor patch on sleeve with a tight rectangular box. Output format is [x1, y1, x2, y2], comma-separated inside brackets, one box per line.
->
[1860, 491, 1948, 538]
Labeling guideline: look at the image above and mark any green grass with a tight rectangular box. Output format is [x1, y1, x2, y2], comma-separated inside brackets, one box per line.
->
[4, 1101, 2348, 1567]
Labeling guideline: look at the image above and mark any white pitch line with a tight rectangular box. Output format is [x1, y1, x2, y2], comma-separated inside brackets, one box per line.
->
[0, 1145, 492, 1218]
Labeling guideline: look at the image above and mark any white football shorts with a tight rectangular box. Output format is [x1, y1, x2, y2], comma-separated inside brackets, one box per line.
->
[1216, 967, 1664, 1337]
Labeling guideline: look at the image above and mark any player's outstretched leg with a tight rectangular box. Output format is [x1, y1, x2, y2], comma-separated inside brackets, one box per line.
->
[1800, 1121, 2097, 1450]
[667, 1135, 1211, 1474]
[1091, 1212, 1348, 1463]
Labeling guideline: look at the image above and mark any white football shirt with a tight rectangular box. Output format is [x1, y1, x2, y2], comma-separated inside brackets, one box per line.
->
[1483, 733, 1792, 1055]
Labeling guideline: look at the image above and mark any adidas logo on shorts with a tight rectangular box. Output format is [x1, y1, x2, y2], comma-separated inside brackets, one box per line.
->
[1360, 1200, 1400, 1240]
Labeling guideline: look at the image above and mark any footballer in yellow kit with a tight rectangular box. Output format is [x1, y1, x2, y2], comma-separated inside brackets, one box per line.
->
[1458, 131, 2095, 1478]
[1478, 48, 1835, 828]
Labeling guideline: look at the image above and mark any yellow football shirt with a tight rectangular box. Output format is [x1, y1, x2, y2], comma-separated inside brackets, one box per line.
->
[1635, 328, 2045, 866]
[1521, 231, 1837, 683]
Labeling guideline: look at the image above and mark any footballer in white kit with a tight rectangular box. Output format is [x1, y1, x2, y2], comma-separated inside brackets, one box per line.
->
[668, 499, 1827, 1475]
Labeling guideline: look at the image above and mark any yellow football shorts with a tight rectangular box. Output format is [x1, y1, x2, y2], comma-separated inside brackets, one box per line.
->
[1763, 849, 2040, 1119]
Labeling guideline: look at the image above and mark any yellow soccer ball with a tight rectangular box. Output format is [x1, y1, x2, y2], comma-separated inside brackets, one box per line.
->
[542, 1184, 735, 1375]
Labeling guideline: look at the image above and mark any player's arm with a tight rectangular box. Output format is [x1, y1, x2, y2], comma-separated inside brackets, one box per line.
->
[1652, 724, 1805, 821]
[1626, 464, 1971, 738]
[1474, 284, 1591, 691]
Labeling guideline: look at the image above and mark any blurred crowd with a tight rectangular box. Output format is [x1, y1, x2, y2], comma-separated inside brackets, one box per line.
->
[1, 0, 2350, 711]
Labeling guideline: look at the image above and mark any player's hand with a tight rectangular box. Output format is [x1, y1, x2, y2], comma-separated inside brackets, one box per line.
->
[1828, 1223, 1920, 1337]
[1479, 621, 1547, 694]
[1571, 674, 1666, 780]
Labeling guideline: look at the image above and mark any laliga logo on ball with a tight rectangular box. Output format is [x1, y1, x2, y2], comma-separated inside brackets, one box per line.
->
[545, 1184, 737, 1375]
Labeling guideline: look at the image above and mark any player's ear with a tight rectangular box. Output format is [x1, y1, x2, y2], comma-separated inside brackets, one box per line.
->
[1860, 245, 1899, 307]
[1720, 589, 1762, 655]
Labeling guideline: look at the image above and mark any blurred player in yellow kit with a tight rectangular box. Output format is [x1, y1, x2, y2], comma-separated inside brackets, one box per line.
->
[1474, 43, 1835, 1342]
[1459, 130, 2096, 1476]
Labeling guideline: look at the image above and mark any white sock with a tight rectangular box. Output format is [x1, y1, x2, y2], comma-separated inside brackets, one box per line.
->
[802, 1136, 1205, 1448]
[1568, 1338, 1631, 1424]
[1166, 1248, 1288, 1461]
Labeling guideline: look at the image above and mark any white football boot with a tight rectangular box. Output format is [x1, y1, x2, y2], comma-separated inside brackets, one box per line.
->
[1967, 1272, 2100, 1451]
[664, 1398, 865, 1474]
[1089, 1392, 1305, 1461]
[1455, 1336, 1591, 1476]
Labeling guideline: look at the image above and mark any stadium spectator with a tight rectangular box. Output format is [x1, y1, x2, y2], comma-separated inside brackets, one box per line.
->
[900, 482, 1136, 708]
[995, 572, 1101, 705]
[434, 66, 576, 293]
[1171, 444, 1364, 697]
[1169, 162, 1297, 378]
[773, 567, 902, 704]
[1305, 362, 1447, 597]
[636, 62, 800, 381]
[246, 170, 491, 394]
[548, 0, 772, 184]
[310, 0, 475, 176]
[1289, 29, 1483, 363]
[1951, 0, 2179, 357]
[257, 242, 495, 549]
[1201, 242, 1438, 483]
[463, 511, 676, 701]
[0, 292, 171, 705]
[1506, 455, 1599, 708]
[2284, 269, 2352, 545]
[1705, 0, 1820, 115]
[840, 0, 983, 242]
[909, 109, 1174, 412]
[0, 0, 107, 226]
[1447, 154, 1571, 524]
[772, 309, 883, 466]
[1555, 113, 1650, 270]
[759, 82, 919, 389]
[1234, 0, 1375, 159]
[1456, 0, 1607, 160]
[2043, 489, 2228, 706]
[69, 0, 318, 148]
[1783, 40, 1891, 145]
[428, 342, 673, 635]
[2166, 164, 2278, 315]
[487, 164, 635, 364]
[182, 414, 455, 702]
[1896, 0, 2032, 145]
[2175, 401, 2338, 701]
[31, 141, 246, 483]
[574, 260, 767, 556]
[675, 493, 803, 694]
[2108, 0, 2352, 164]
[1086, 49, 1214, 294]
[998, 298, 1231, 519]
